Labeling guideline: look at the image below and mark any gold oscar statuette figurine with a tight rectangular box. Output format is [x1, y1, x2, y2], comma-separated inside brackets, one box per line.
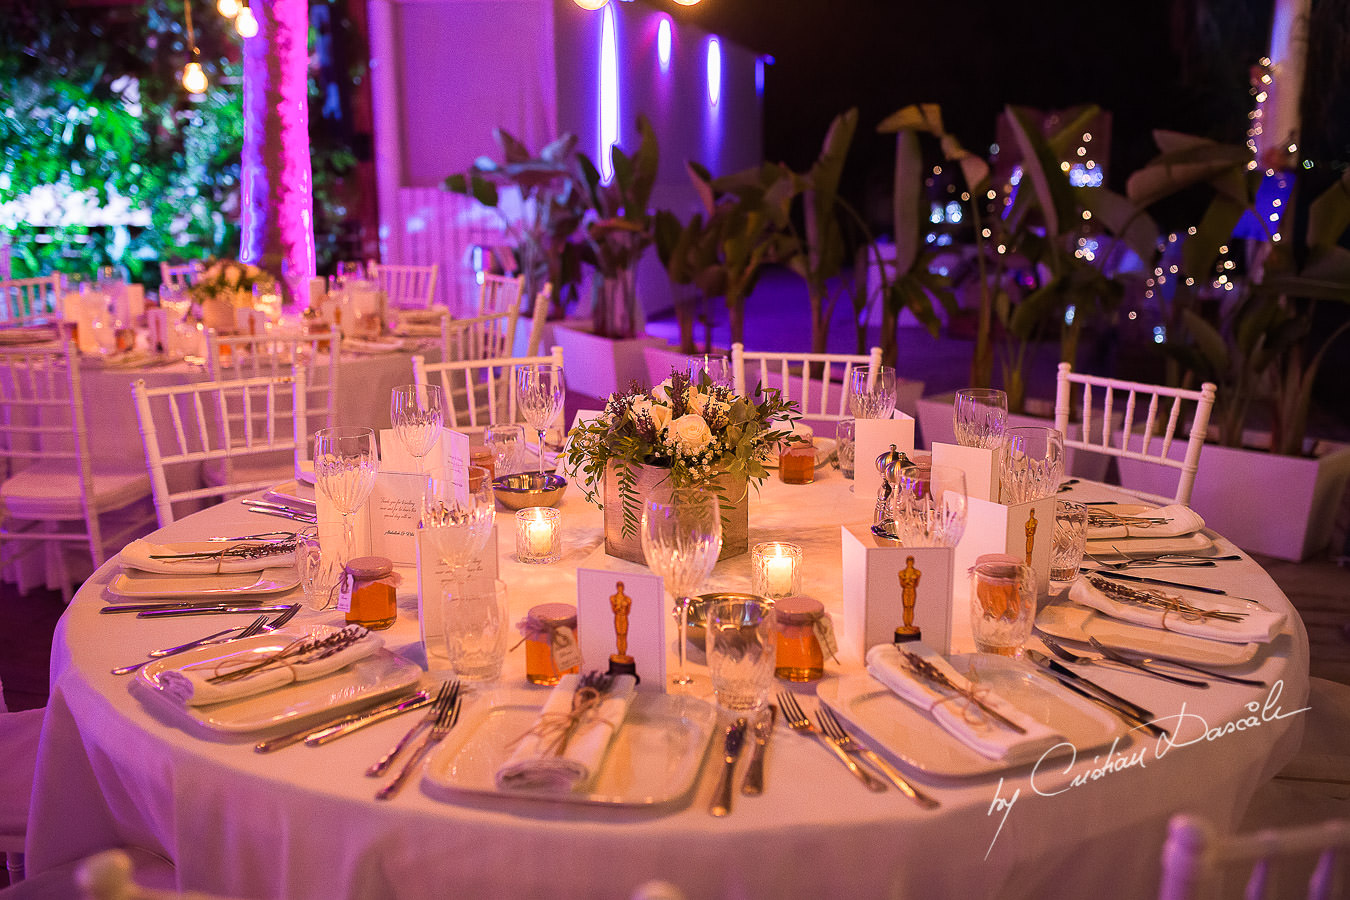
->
[606, 581, 639, 681]
[894, 555, 923, 643]
[1025, 509, 1038, 563]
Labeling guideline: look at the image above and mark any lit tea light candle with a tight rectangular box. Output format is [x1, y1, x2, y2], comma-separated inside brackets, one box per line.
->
[515, 507, 560, 564]
[752, 541, 803, 599]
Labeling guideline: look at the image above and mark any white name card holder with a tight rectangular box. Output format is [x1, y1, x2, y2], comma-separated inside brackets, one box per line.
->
[853, 414, 917, 504]
[416, 526, 499, 672]
[931, 442, 1000, 503]
[576, 567, 667, 693]
[841, 524, 955, 657]
[955, 495, 1055, 599]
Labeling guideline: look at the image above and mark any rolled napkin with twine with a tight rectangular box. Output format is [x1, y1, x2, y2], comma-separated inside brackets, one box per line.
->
[865, 643, 1063, 764]
[120, 539, 296, 575]
[156, 626, 382, 707]
[1068, 575, 1285, 644]
[1086, 504, 1205, 540]
[496, 672, 636, 793]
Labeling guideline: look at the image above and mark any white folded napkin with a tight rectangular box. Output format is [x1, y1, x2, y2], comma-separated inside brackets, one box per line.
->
[157, 626, 382, 707]
[496, 674, 636, 793]
[864, 643, 1063, 764]
[1087, 504, 1205, 540]
[121, 539, 295, 575]
[1068, 576, 1285, 644]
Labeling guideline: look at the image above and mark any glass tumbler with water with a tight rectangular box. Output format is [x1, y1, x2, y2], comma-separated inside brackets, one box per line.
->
[706, 596, 777, 711]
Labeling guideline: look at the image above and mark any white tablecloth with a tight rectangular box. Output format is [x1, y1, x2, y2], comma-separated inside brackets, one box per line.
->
[26, 473, 1310, 900]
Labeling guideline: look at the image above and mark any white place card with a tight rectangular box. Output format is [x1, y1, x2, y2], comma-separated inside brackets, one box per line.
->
[416, 526, 499, 672]
[575, 567, 666, 692]
[841, 524, 955, 657]
[365, 471, 425, 565]
[853, 414, 917, 503]
[955, 495, 1055, 599]
[378, 427, 455, 479]
[932, 441, 1000, 503]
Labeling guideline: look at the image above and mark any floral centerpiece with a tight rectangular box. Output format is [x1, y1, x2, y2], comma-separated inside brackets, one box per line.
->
[564, 370, 799, 562]
[188, 258, 278, 331]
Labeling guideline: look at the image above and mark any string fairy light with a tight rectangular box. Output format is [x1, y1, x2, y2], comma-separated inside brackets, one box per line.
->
[181, 1, 208, 94]
[234, 0, 259, 38]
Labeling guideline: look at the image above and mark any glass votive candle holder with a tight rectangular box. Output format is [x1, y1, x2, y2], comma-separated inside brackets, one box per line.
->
[515, 506, 560, 564]
[751, 541, 803, 599]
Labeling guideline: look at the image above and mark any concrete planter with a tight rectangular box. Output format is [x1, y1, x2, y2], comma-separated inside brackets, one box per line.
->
[1117, 438, 1350, 561]
[545, 321, 665, 401]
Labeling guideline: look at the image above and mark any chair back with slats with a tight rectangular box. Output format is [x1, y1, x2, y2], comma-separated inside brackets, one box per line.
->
[1, 276, 62, 326]
[1054, 362, 1216, 506]
[372, 263, 438, 309]
[1159, 814, 1350, 900]
[731, 343, 883, 423]
[413, 346, 564, 436]
[133, 374, 301, 525]
[159, 261, 202, 292]
[523, 283, 552, 357]
[0, 342, 153, 596]
[476, 273, 526, 317]
[440, 307, 521, 362]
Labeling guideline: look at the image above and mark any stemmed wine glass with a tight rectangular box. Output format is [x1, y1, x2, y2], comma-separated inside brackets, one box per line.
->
[849, 365, 897, 420]
[421, 468, 498, 676]
[313, 426, 379, 567]
[891, 463, 969, 548]
[390, 383, 445, 467]
[641, 490, 723, 687]
[953, 388, 1009, 449]
[515, 363, 565, 476]
[687, 354, 732, 388]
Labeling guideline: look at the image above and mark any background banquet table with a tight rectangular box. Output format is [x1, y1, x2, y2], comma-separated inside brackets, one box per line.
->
[26, 469, 1310, 900]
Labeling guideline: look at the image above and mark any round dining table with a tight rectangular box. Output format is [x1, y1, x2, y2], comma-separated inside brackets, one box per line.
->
[25, 467, 1310, 900]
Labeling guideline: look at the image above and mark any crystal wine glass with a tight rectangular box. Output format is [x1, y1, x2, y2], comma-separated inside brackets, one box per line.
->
[641, 490, 723, 687]
[484, 422, 524, 477]
[390, 383, 445, 465]
[891, 463, 968, 548]
[849, 365, 897, 420]
[953, 388, 1009, 449]
[515, 363, 565, 476]
[421, 468, 498, 677]
[313, 426, 379, 568]
[1000, 425, 1065, 503]
[687, 354, 732, 388]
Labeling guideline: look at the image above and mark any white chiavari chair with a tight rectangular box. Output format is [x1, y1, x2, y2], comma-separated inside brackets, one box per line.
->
[522, 283, 552, 357]
[0, 342, 154, 600]
[0, 275, 62, 327]
[371, 263, 438, 309]
[412, 346, 563, 437]
[440, 307, 521, 362]
[0, 677, 43, 885]
[158, 261, 202, 292]
[132, 374, 302, 526]
[731, 343, 884, 423]
[1158, 813, 1350, 900]
[1054, 362, 1217, 506]
[475, 272, 525, 317]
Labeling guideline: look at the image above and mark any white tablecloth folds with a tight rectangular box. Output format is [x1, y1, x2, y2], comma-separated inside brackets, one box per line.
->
[1086, 504, 1206, 540]
[865, 643, 1062, 763]
[25, 475, 1310, 900]
[1068, 576, 1286, 644]
[496, 673, 636, 792]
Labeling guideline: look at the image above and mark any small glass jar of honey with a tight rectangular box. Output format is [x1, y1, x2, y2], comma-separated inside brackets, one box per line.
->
[774, 596, 826, 682]
[342, 556, 398, 630]
[520, 602, 580, 686]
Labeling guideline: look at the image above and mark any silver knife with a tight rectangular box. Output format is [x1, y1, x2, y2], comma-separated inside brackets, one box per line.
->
[709, 718, 748, 817]
[253, 690, 430, 753]
[136, 604, 296, 618]
[102, 599, 271, 614]
[1024, 650, 1168, 737]
[306, 692, 437, 746]
[740, 705, 776, 796]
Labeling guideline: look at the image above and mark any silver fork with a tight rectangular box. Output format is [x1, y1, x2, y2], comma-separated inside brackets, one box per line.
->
[815, 706, 939, 809]
[145, 604, 299, 660]
[1040, 633, 1207, 688]
[1086, 637, 1212, 689]
[367, 679, 458, 777]
[376, 682, 463, 800]
[111, 614, 270, 676]
[777, 692, 886, 793]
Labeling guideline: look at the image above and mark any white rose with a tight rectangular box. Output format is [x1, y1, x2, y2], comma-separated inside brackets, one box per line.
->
[649, 404, 672, 433]
[667, 414, 713, 455]
[630, 397, 654, 422]
[687, 387, 708, 417]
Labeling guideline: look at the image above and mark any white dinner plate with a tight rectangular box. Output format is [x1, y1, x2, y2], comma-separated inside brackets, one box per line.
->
[1035, 599, 1260, 667]
[762, 437, 837, 469]
[423, 689, 718, 807]
[134, 632, 421, 734]
[1085, 531, 1215, 557]
[120, 539, 296, 575]
[342, 337, 404, 354]
[262, 480, 317, 511]
[817, 654, 1127, 778]
[107, 566, 299, 600]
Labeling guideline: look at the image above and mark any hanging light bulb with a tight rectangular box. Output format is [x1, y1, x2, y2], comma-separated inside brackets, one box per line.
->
[216, 0, 240, 17]
[234, 4, 259, 38]
[182, 61, 208, 94]
[572, 0, 609, 9]
[672, 0, 703, 5]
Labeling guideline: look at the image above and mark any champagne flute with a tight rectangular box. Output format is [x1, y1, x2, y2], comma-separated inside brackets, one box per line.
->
[641, 490, 722, 687]
[849, 365, 897, 419]
[421, 468, 499, 678]
[390, 383, 445, 465]
[953, 388, 1009, 449]
[313, 426, 379, 568]
[515, 363, 565, 476]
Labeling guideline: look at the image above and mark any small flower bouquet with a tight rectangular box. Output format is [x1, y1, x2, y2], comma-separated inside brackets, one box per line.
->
[564, 370, 799, 548]
[188, 258, 277, 307]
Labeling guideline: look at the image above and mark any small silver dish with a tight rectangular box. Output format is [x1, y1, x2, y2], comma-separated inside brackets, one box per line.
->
[492, 472, 567, 510]
[686, 591, 771, 646]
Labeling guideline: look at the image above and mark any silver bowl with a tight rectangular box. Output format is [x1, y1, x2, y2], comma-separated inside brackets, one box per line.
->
[685, 591, 770, 646]
[493, 472, 567, 510]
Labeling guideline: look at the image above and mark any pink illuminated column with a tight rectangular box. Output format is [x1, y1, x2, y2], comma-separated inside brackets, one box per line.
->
[240, 0, 315, 304]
